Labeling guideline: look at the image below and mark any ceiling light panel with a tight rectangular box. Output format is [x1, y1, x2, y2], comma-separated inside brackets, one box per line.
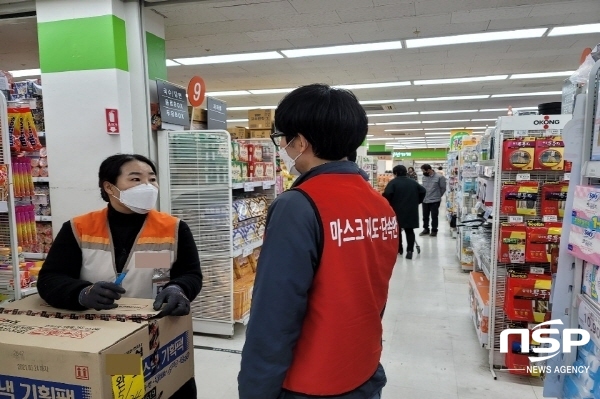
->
[206, 90, 250, 96]
[420, 110, 478, 115]
[368, 112, 419, 117]
[249, 88, 295, 95]
[227, 119, 249, 123]
[471, 118, 498, 122]
[282, 41, 403, 58]
[425, 133, 452, 136]
[417, 95, 490, 102]
[336, 81, 411, 90]
[174, 51, 283, 65]
[491, 91, 562, 98]
[10, 68, 41, 77]
[548, 23, 600, 37]
[510, 71, 574, 79]
[166, 59, 180, 67]
[406, 28, 547, 48]
[375, 121, 419, 125]
[414, 75, 508, 85]
[421, 119, 470, 124]
[384, 129, 424, 132]
[228, 106, 277, 111]
[360, 99, 414, 104]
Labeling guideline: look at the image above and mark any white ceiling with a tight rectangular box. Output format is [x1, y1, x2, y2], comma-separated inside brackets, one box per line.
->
[1, 0, 600, 148]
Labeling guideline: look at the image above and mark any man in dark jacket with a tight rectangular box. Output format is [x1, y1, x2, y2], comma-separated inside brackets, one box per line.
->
[238, 84, 399, 399]
[383, 165, 426, 260]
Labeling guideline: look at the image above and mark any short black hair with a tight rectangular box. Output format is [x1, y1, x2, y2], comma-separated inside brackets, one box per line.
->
[393, 165, 407, 176]
[274, 84, 368, 161]
[98, 154, 157, 202]
[421, 164, 432, 171]
[348, 150, 357, 163]
[438, 166, 443, 170]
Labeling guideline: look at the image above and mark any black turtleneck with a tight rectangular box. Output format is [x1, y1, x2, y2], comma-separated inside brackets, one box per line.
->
[37, 204, 202, 311]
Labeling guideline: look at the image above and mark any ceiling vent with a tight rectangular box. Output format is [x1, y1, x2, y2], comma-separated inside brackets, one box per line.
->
[362, 103, 396, 112]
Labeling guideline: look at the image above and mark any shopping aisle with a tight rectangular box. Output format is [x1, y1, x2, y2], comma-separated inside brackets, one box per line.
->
[192, 225, 549, 399]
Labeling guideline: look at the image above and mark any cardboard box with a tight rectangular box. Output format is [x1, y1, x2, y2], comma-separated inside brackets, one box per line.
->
[525, 221, 562, 263]
[228, 127, 249, 140]
[468, 272, 489, 347]
[501, 181, 539, 216]
[0, 295, 193, 399]
[191, 107, 207, 122]
[502, 137, 536, 171]
[504, 269, 551, 323]
[534, 137, 564, 171]
[233, 274, 255, 321]
[541, 182, 568, 218]
[248, 129, 271, 139]
[247, 110, 274, 130]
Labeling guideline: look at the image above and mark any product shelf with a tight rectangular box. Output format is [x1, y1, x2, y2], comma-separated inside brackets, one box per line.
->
[233, 239, 263, 258]
[232, 180, 275, 191]
[34, 216, 51, 222]
[31, 177, 49, 183]
[22, 252, 47, 260]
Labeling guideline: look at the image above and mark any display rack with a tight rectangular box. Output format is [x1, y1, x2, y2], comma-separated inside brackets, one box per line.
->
[0, 91, 22, 304]
[456, 143, 480, 271]
[157, 131, 276, 336]
[543, 59, 600, 398]
[486, 115, 572, 378]
[446, 150, 459, 236]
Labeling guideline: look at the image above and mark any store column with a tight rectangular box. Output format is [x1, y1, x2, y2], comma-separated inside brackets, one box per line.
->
[35, 0, 165, 230]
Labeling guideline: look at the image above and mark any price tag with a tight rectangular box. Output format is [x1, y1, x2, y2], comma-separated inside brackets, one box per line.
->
[564, 173, 571, 181]
[516, 173, 531, 181]
[514, 130, 528, 137]
[242, 246, 253, 258]
[508, 216, 524, 223]
[244, 182, 254, 192]
[530, 266, 546, 275]
[543, 215, 558, 222]
[262, 182, 272, 190]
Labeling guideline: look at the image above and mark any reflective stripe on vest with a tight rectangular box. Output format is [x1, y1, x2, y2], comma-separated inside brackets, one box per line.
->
[282, 174, 399, 396]
[71, 208, 179, 299]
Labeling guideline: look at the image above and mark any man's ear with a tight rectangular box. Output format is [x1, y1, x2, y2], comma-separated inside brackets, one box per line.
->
[297, 133, 310, 152]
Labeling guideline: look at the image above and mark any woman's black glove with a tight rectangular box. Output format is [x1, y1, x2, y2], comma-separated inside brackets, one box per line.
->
[78, 282, 126, 311]
[153, 285, 190, 317]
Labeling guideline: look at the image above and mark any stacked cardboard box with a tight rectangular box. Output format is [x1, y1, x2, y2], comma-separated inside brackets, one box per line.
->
[233, 247, 261, 320]
[247, 109, 274, 139]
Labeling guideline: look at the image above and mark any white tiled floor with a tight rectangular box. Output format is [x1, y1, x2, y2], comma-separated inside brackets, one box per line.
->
[192, 223, 551, 398]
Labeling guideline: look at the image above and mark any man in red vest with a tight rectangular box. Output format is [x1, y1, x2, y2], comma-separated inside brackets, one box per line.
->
[239, 84, 399, 399]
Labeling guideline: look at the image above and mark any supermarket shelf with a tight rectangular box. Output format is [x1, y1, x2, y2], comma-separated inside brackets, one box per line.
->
[584, 161, 600, 178]
[22, 252, 47, 260]
[0, 201, 7, 213]
[32, 177, 49, 183]
[35, 215, 51, 222]
[233, 239, 263, 258]
[232, 180, 275, 191]
[21, 287, 37, 297]
[479, 159, 496, 166]
[235, 313, 250, 325]
[37, 132, 45, 138]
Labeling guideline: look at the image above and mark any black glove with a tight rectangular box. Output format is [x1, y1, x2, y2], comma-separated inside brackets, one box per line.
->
[153, 285, 190, 317]
[78, 282, 126, 311]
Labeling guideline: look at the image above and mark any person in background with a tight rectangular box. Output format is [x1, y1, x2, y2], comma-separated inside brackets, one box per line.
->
[419, 163, 446, 238]
[437, 166, 445, 176]
[37, 154, 202, 399]
[407, 166, 418, 181]
[383, 165, 426, 259]
[239, 84, 399, 399]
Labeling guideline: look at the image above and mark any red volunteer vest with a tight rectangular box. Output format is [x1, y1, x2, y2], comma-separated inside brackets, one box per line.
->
[282, 173, 399, 396]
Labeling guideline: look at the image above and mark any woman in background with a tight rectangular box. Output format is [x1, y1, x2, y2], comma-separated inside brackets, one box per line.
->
[407, 166, 418, 181]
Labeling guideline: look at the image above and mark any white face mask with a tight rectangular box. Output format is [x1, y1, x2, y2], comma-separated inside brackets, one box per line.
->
[279, 138, 303, 176]
[112, 184, 159, 214]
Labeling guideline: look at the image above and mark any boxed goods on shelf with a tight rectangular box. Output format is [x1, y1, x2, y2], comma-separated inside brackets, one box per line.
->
[504, 269, 551, 323]
[468, 272, 490, 347]
[234, 273, 255, 321]
[502, 137, 536, 171]
[541, 182, 569, 218]
[568, 185, 600, 265]
[233, 255, 254, 280]
[500, 181, 539, 216]
[0, 296, 194, 399]
[498, 223, 527, 264]
[249, 129, 270, 139]
[582, 263, 600, 304]
[247, 109, 274, 130]
[476, 177, 494, 207]
[534, 137, 564, 171]
[504, 323, 543, 377]
[525, 221, 561, 263]
[228, 126, 249, 139]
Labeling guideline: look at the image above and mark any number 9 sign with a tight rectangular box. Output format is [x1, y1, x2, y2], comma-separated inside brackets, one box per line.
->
[187, 76, 206, 108]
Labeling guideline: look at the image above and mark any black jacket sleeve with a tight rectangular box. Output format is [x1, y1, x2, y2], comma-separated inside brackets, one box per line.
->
[418, 184, 427, 204]
[165, 220, 202, 301]
[382, 180, 394, 204]
[238, 191, 320, 399]
[37, 222, 91, 310]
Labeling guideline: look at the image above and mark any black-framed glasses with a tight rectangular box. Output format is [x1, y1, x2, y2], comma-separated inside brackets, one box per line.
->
[270, 131, 286, 148]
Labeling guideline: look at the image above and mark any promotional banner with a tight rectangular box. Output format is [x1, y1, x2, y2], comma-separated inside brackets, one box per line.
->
[450, 129, 472, 151]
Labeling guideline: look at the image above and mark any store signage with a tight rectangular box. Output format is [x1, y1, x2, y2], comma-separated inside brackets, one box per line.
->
[393, 151, 412, 157]
[499, 114, 572, 131]
[105, 109, 119, 134]
[187, 76, 206, 108]
[500, 319, 589, 363]
[157, 80, 189, 127]
[450, 130, 472, 151]
[207, 97, 227, 130]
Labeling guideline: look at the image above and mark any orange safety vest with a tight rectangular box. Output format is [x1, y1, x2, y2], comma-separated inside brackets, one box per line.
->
[282, 174, 398, 396]
[71, 208, 179, 299]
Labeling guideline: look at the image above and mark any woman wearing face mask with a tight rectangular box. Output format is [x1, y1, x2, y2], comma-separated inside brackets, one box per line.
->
[37, 154, 201, 398]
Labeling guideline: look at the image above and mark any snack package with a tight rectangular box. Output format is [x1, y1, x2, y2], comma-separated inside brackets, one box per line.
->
[233, 255, 253, 280]
[535, 137, 564, 171]
[501, 181, 539, 216]
[541, 182, 569, 218]
[505, 269, 552, 323]
[498, 223, 527, 264]
[248, 144, 263, 162]
[239, 143, 250, 162]
[264, 162, 275, 179]
[249, 162, 266, 180]
[248, 247, 261, 273]
[503, 137, 536, 171]
[7, 108, 21, 152]
[0, 165, 7, 201]
[525, 221, 562, 263]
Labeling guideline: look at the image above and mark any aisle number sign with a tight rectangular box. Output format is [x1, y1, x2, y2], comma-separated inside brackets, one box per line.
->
[450, 129, 472, 151]
[187, 76, 206, 108]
